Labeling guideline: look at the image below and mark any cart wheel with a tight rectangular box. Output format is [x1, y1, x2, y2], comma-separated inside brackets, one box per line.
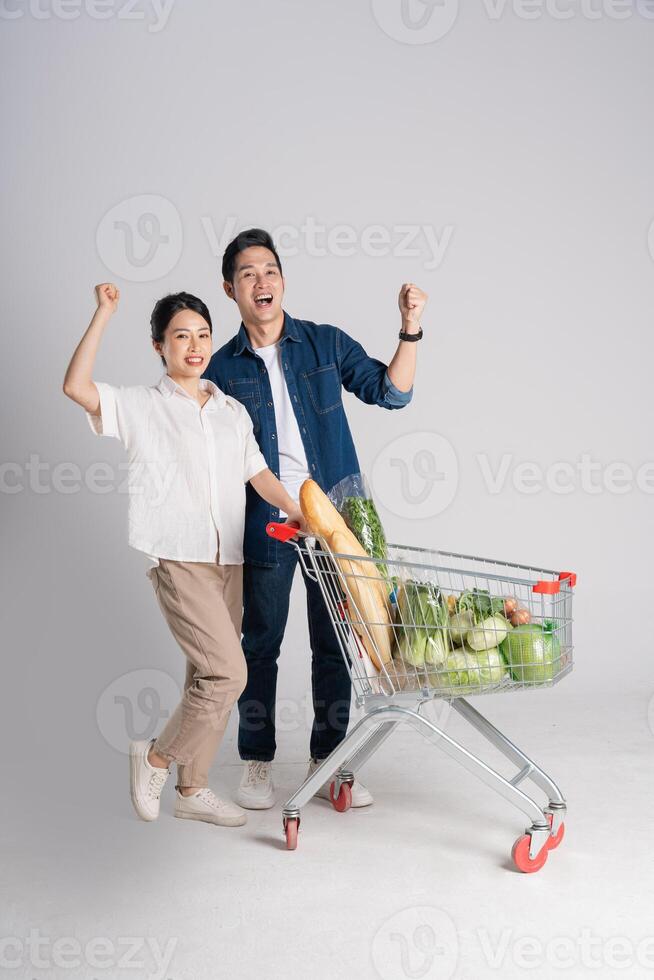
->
[545, 812, 565, 850]
[511, 834, 549, 873]
[284, 818, 299, 850]
[330, 781, 352, 812]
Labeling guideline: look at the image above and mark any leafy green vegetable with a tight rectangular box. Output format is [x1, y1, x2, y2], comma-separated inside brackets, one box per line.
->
[394, 580, 449, 669]
[341, 496, 388, 577]
[458, 589, 505, 624]
[500, 622, 561, 684]
[425, 632, 449, 668]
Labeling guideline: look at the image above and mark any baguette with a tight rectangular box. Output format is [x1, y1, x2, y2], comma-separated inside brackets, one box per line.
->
[299, 480, 393, 669]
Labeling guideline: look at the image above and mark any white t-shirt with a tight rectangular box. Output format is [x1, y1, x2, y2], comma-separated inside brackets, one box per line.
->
[86, 375, 267, 566]
[254, 342, 311, 517]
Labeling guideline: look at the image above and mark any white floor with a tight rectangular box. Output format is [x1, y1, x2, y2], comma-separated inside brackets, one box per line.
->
[3, 684, 653, 980]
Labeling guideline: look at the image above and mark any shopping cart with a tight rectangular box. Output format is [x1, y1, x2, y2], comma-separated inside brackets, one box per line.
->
[267, 522, 576, 873]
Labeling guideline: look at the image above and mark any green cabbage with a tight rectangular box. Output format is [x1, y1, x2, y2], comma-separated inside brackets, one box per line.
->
[465, 646, 509, 685]
[429, 650, 473, 689]
[500, 622, 561, 684]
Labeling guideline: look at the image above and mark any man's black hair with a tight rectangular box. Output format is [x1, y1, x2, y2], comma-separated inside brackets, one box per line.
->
[221, 228, 283, 283]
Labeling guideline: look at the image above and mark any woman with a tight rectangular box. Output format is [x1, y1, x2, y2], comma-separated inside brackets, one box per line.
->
[63, 283, 305, 828]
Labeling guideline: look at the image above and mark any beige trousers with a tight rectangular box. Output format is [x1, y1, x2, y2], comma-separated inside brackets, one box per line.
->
[150, 559, 246, 788]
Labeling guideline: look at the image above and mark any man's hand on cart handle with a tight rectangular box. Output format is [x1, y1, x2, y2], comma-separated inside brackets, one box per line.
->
[266, 521, 307, 542]
[286, 505, 307, 534]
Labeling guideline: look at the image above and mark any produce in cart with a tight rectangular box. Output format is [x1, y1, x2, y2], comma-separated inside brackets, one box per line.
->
[428, 645, 509, 693]
[501, 621, 561, 683]
[391, 582, 516, 692]
[390, 584, 444, 690]
[447, 589, 512, 653]
[299, 479, 394, 670]
[393, 580, 450, 669]
[328, 474, 389, 578]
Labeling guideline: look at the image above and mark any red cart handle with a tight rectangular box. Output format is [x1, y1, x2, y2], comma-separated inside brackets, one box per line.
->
[533, 571, 578, 594]
[266, 521, 301, 542]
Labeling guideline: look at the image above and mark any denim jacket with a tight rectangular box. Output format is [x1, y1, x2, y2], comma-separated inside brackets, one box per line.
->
[203, 312, 413, 565]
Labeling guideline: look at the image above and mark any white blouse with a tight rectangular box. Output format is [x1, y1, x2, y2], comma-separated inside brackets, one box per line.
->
[86, 375, 268, 565]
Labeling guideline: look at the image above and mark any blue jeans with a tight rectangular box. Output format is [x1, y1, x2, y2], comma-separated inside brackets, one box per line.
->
[237, 539, 352, 762]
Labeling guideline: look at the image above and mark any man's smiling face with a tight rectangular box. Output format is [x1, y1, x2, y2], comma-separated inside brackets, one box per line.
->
[224, 245, 285, 327]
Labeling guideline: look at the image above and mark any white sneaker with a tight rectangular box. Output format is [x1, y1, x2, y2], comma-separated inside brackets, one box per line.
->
[307, 758, 374, 808]
[235, 761, 275, 810]
[129, 739, 170, 822]
[174, 787, 247, 827]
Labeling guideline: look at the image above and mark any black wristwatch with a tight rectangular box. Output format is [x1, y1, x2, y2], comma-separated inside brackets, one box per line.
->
[398, 325, 423, 342]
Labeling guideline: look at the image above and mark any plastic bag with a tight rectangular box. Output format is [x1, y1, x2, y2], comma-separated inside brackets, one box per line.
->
[328, 473, 388, 576]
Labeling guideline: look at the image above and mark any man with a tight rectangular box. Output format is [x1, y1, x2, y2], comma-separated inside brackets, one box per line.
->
[203, 228, 427, 809]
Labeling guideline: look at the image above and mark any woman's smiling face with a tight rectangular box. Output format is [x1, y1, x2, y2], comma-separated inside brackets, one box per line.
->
[153, 309, 213, 378]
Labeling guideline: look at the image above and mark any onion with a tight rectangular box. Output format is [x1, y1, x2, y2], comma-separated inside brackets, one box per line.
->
[510, 607, 531, 627]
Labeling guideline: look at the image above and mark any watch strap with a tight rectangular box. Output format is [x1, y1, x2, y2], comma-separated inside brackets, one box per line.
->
[398, 325, 423, 342]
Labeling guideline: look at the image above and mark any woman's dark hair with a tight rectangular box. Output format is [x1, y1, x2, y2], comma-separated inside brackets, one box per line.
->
[150, 292, 212, 365]
[222, 227, 283, 283]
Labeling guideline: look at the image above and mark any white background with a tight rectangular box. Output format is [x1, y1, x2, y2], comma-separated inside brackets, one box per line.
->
[1, 2, 653, 979]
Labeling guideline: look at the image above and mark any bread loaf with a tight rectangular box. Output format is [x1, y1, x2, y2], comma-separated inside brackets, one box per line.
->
[299, 480, 393, 669]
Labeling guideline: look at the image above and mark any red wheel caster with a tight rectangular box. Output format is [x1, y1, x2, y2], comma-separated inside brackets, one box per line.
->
[511, 834, 549, 873]
[284, 817, 299, 850]
[329, 781, 352, 812]
[545, 812, 565, 850]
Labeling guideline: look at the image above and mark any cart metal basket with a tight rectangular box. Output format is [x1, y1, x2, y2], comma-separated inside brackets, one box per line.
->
[267, 522, 576, 873]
